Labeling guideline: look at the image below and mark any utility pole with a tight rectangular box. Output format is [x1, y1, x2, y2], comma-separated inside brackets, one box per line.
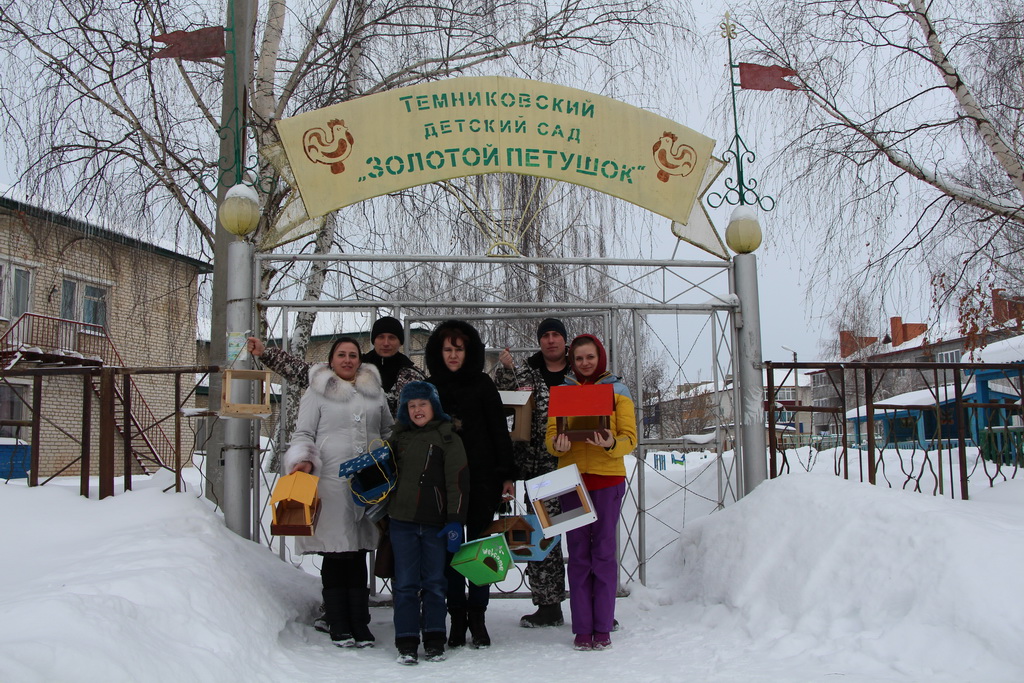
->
[208, 0, 257, 518]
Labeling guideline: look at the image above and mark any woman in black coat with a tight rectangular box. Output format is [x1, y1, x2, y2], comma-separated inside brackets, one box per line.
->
[425, 319, 517, 649]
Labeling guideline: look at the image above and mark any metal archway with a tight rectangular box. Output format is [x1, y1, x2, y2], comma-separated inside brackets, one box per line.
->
[251, 251, 743, 590]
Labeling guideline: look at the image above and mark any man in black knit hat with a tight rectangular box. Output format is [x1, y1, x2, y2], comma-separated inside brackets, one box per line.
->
[493, 317, 570, 628]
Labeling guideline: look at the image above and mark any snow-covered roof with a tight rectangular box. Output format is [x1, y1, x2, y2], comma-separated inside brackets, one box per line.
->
[680, 432, 717, 445]
[846, 380, 976, 420]
[961, 334, 1024, 364]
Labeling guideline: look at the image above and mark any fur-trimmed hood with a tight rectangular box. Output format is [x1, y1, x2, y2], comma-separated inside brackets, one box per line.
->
[307, 362, 385, 403]
[424, 319, 486, 383]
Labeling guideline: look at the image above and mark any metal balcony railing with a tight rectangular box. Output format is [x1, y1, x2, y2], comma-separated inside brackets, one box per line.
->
[0, 312, 175, 470]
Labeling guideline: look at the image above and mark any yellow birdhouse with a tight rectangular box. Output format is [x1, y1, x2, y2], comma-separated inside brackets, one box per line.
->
[270, 471, 322, 536]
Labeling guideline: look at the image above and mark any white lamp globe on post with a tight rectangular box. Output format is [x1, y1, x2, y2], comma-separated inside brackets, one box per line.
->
[726, 205, 762, 254]
[218, 183, 261, 238]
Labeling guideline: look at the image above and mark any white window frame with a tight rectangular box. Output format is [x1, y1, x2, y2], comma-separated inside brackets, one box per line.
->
[0, 261, 33, 321]
[0, 379, 30, 441]
[60, 277, 110, 331]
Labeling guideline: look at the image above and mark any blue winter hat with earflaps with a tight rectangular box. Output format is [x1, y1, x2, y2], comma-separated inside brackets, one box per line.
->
[398, 381, 451, 426]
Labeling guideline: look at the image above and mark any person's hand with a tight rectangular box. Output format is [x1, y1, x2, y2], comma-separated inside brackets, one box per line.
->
[500, 480, 515, 501]
[553, 433, 572, 452]
[290, 461, 313, 474]
[438, 522, 463, 553]
[246, 337, 265, 357]
[586, 429, 614, 449]
[498, 347, 514, 369]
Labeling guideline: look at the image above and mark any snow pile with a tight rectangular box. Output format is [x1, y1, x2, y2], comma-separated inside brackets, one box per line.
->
[0, 481, 319, 682]
[2, 466, 1024, 681]
[671, 472, 1024, 680]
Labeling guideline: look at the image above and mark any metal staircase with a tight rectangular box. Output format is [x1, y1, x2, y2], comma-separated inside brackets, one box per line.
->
[0, 313, 176, 474]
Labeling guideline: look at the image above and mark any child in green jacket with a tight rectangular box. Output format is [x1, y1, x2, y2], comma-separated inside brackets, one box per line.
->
[387, 381, 470, 665]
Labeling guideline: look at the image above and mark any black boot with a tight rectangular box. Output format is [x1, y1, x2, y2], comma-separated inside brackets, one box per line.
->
[447, 608, 467, 648]
[519, 603, 564, 628]
[323, 588, 353, 647]
[348, 588, 375, 648]
[395, 636, 419, 666]
[423, 631, 446, 662]
[467, 606, 490, 648]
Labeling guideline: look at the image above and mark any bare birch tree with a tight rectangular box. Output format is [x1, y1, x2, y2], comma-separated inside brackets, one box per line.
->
[0, 0, 677, 320]
[731, 0, 1024, 332]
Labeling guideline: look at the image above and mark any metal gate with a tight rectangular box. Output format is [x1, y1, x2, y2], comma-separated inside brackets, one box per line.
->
[250, 252, 742, 590]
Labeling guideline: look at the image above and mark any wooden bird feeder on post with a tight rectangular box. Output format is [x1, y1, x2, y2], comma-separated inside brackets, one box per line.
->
[270, 471, 322, 536]
[219, 368, 273, 418]
[548, 384, 614, 441]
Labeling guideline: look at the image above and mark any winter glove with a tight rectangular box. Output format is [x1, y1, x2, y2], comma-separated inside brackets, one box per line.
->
[438, 522, 463, 553]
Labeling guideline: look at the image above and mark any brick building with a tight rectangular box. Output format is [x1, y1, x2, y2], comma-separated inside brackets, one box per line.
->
[0, 196, 210, 479]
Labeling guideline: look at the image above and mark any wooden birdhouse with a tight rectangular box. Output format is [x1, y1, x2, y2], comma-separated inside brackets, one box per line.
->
[220, 369, 273, 419]
[498, 390, 534, 442]
[270, 471, 322, 536]
[524, 463, 597, 538]
[485, 515, 535, 549]
[548, 384, 614, 441]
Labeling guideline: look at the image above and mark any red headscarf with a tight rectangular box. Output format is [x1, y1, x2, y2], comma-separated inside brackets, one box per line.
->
[569, 334, 608, 384]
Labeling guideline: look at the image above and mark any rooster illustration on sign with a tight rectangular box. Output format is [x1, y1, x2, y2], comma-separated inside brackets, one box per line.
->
[652, 131, 696, 183]
[302, 119, 355, 174]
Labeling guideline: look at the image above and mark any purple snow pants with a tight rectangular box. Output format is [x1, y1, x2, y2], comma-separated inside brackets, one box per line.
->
[562, 481, 625, 636]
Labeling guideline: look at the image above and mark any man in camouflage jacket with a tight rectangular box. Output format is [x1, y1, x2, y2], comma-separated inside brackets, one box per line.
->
[246, 316, 425, 416]
[492, 318, 570, 628]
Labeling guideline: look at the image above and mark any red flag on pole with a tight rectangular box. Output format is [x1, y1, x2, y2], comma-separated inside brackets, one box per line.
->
[738, 62, 799, 91]
[152, 26, 225, 60]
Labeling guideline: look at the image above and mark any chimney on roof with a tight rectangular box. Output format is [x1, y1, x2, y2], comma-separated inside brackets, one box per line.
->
[839, 331, 878, 358]
[992, 288, 1024, 325]
[889, 316, 927, 346]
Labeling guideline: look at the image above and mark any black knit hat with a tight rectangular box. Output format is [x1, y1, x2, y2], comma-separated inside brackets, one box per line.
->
[371, 316, 404, 344]
[397, 381, 450, 425]
[536, 318, 568, 342]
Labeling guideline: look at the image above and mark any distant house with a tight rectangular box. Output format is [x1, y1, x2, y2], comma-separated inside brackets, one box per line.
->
[0, 196, 210, 478]
[811, 310, 1023, 437]
[832, 323, 1024, 455]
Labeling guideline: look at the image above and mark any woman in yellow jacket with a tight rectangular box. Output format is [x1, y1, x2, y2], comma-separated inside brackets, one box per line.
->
[545, 334, 637, 652]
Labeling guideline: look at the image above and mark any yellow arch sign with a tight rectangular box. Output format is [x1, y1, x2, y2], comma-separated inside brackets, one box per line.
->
[276, 76, 725, 258]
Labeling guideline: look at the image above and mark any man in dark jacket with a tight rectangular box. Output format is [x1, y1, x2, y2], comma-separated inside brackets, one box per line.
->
[493, 318, 570, 627]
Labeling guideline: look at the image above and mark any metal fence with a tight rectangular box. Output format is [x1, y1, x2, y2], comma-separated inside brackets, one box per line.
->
[765, 361, 1024, 500]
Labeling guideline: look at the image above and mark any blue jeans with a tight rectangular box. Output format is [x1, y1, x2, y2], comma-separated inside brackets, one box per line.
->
[390, 519, 448, 639]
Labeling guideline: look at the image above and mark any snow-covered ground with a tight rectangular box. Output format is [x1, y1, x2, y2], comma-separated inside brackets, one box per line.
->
[2, 453, 1024, 682]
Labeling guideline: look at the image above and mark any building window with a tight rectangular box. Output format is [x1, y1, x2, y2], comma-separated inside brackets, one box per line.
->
[765, 387, 796, 401]
[0, 264, 31, 320]
[0, 383, 28, 440]
[61, 279, 108, 329]
[934, 350, 960, 364]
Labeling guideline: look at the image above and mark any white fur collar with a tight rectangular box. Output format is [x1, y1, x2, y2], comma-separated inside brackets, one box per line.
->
[308, 362, 384, 403]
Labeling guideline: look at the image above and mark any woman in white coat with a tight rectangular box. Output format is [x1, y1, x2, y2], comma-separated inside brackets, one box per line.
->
[283, 337, 394, 648]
